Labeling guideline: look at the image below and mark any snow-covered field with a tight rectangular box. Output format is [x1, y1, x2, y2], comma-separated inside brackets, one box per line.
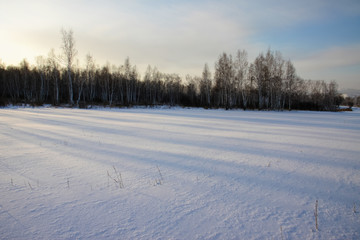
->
[0, 107, 359, 239]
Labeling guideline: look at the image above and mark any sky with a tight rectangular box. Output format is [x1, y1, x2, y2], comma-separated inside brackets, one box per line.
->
[1, 0, 360, 90]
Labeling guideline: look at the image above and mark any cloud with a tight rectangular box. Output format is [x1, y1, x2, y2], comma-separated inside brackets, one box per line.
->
[293, 44, 360, 88]
[1, 0, 359, 88]
[295, 44, 360, 71]
[69, 1, 256, 75]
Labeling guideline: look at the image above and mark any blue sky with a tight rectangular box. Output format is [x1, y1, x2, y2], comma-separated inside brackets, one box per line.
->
[1, 0, 360, 89]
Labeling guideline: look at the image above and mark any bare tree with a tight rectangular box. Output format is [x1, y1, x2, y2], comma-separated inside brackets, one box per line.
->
[152, 67, 163, 104]
[234, 50, 249, 109]
[200, 63, 212, 106]
[253, 53, 267, 109]
[0, 43, 342, 111]
[124, 57, 139, 104]
[19, 59, 31, 102]
[214, 53, 234, 109]
[144, 65, 153, 104]
[185, 74, 199, 106]
[73, 59, 85, 106]
[47, 49, 60, 105]
[262, 49, 285, 110]
[84, 54, 96, 103]
[164, 73, 181, 106]
[325, 80, 338, 111]
[36, 56, 46, 103]
[285, 60, 296, 110]
[61, 28, 77, 105]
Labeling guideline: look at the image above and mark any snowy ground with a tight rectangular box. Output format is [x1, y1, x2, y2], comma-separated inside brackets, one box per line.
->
[0, 107, 359, 239]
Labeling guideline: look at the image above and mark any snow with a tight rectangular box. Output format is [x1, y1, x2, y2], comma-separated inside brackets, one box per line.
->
[0, 107, 359, 239]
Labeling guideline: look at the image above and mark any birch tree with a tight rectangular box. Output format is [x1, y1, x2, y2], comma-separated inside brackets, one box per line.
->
[214, 53, 234, 109]
[84, 54, 96, 103]
[36, 56, 46, 103]
[61, 28, 77, 105]
[285, 60, 296, 110]
[234, 50, 249, 109]
[200, 63, 212, 106]
[47, 49, 60, 105]
[253, 53, 267, 109]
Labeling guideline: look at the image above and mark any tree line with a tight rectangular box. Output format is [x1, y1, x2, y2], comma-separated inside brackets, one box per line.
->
[0, 29, 343, 111]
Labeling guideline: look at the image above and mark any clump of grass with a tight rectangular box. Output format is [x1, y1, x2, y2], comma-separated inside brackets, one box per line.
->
[107, 166, 124, 189]
[314, 200, 319, 231]
[154, 179, 162, 186]
[28, 181, 33, 190]
[157, 165, 163, 181]
[353, 202, 357, 214]
[153, 165, 164, 186]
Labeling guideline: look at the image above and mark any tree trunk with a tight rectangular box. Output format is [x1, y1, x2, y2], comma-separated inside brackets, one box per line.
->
[68, 67, 74, 105]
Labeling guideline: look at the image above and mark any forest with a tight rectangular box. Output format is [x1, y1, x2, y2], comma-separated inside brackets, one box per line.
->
[0, 29, 343, 111]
